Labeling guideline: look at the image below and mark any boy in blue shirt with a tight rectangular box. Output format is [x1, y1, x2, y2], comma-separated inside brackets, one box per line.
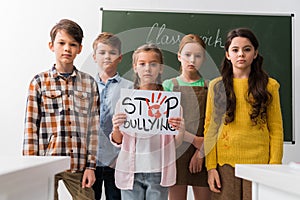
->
[92, 32, 133, 200]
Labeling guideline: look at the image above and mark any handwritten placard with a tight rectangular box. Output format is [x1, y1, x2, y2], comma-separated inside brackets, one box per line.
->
[119, 89, 181, 135]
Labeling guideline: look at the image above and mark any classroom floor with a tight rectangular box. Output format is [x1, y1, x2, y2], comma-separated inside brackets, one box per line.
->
[58, 181, 195, 199]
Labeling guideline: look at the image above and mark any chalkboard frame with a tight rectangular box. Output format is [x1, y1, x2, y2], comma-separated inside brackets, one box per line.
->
[100, 8, 295, 143]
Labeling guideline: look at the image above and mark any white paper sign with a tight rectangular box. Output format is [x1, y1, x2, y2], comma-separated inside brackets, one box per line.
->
[119, 89, 181, 135]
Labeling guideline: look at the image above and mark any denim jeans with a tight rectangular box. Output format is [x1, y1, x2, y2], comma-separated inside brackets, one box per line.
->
[121, 172, 168, 200]
[93, 166, 121, 200]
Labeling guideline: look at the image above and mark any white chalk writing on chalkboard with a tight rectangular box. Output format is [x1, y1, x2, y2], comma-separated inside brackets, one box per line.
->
[145, 23, 224, 49]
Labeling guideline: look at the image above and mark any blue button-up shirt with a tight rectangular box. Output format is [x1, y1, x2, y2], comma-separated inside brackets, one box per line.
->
[96, 73, 133, 167]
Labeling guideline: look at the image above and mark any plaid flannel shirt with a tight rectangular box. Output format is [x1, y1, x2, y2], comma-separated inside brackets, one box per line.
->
[23, 66, 100, 172]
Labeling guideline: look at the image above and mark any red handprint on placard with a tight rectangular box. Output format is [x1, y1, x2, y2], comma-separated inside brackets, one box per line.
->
[146, 92, 167, 119]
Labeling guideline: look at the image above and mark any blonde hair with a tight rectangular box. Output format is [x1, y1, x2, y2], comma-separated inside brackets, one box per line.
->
[132, 43, 164, 90]
[92, 32, 121, 54]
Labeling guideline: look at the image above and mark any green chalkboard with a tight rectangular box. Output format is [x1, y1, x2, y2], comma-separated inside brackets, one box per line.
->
[101, 9, 293, 142]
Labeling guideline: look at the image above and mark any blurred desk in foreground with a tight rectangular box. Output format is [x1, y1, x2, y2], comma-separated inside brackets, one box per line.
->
[0, 156, 70, 200]
[236, 164, 300, 200]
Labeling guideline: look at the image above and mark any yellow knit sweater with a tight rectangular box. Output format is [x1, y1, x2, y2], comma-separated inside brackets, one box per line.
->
[204, 77, 283, 170]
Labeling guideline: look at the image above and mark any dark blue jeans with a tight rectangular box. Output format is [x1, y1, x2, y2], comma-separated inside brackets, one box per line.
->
[93, 166, 121, 200]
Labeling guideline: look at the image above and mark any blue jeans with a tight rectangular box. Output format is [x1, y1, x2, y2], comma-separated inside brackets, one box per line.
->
[121, 172, 168, 200]
[93, 166, 121, 200]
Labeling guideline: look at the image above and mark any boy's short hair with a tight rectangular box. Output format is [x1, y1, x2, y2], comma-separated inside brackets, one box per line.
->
[92, 32, 121, 54]
[50, 19, 84, 44]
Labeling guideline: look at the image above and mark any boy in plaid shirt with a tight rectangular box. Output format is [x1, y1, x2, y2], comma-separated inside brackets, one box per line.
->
[23, 19, 100, 200]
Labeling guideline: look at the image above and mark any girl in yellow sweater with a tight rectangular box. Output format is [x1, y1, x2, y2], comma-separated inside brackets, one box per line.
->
[204, 28, 283, 200]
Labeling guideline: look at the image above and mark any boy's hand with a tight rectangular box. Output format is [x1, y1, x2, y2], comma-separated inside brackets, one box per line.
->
[82, 169, 95, 188]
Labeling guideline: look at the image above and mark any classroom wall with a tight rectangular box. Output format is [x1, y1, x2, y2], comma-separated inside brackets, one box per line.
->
[0, 0, 298, 166]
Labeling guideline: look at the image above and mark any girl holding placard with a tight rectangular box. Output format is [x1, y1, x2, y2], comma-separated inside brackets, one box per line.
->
[110, 43, 185, 200]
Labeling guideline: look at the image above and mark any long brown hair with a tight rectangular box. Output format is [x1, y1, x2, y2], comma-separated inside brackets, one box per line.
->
[218, 28, 272, 125]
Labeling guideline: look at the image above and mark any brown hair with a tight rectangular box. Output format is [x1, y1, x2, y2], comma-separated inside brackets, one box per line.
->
[92, 32, 121, 54]
[50, 19, 83, 44]
[132, 43, 164, 90]
[218, 27, 271, 125]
